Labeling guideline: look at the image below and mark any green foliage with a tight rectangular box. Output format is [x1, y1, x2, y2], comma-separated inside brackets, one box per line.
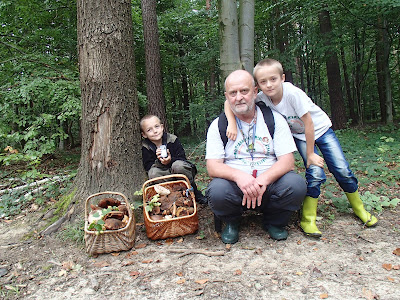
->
[58, 219, 85, 247]
[145, 194, 161, 212]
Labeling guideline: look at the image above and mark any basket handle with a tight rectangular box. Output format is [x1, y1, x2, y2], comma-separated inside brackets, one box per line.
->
[141, 174, 191, 192]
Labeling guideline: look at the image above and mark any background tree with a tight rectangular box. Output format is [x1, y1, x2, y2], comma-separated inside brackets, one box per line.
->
[74, 0, 146, 205]
[141, 0, 167, 127]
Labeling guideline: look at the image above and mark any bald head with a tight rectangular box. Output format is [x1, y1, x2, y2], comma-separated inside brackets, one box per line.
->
[224, 70, 255, 91]
[224, 70, 257, 122]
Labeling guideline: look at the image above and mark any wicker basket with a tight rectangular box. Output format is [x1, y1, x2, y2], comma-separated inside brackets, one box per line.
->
[84, 191, 136, 255]
[143, 174, 199, 240]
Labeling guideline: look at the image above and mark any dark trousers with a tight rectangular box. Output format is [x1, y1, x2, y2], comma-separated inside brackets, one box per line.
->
[206, 171, 306, 227]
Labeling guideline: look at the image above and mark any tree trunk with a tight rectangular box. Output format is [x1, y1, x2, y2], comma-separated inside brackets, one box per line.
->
[340, 47, 357, 125]
[75, 0, 146, 205]
[141, 0, 167, 128]
[318, 9, 347, 130]
[239, 0, 254, 74]
[377, 17, 393, 124]
[219, 0, 241, 80]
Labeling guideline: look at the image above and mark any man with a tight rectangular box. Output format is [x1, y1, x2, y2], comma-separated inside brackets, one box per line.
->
[205, 70, 306, 244]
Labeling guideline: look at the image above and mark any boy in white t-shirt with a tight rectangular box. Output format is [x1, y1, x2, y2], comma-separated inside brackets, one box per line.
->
[224, 59, 377, 237]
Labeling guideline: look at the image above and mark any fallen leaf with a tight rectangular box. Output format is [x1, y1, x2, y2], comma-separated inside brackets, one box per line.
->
[125, 251, 138, 258]
[225, 244, 231, 250]
[142, 259, 153, 264]
[166, 239, 174, 245]
[135, 243, 147, 249]
[393, 248, 400, 256]
[177, 238, 184, 243]
[130, 271, 140, 279]
[62, 261, 74, 271]
[122, 261, 135, 267]
[58, 269, 67, 277]
[362, 287, 374, 300]
[203, 270, 211, 274]
[359, 256, 364, 261]
[176, 278, 186, 284]
[176, 272, 183, 277]
[387, 277, 395, 282]
[296, 271, 303, 276]
[297, 240, 302, 245]
[313, 248, 319, 251]
[382, 263, 392, 271]
[393, 265, 400, 270]
[195, 279, 209, 284]
[93, 261, 109, 268]
[111, 252, 120, 256]
[255, 249, 262, 255]
[320, 293, 328, 299]
[234, 269, 242, 275]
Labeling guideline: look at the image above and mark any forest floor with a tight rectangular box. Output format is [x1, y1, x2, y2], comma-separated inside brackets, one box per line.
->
[1, 198, 399, 300]
[1, 141, 400, 300]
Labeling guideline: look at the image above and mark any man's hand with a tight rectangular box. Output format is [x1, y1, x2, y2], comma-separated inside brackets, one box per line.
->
[237, 173, 265, 209]
[156, 148, 171, 165]
[306, 152, 324, 168]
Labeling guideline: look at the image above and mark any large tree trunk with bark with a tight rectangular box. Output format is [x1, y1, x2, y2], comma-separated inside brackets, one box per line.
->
[75, 0, 146, 205]
[141, 0, 167, 128]
[318, 9, 347, 130]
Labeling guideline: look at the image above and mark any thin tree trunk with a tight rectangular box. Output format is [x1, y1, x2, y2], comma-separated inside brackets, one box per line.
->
[219, 0, 241, 80]
[318, 9, 347, 129]
[141, 0, 167, 128]
[239, 0, 254, 73]
[340, 47, 357, 125]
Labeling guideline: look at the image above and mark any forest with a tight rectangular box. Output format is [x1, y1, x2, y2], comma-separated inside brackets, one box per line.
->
[1, 1, 400, 299]
[1, 0, 399, 157]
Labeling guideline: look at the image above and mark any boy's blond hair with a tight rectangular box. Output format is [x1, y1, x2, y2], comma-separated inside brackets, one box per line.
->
[139, 114, 162, 131]
[253, 58, 284, 80]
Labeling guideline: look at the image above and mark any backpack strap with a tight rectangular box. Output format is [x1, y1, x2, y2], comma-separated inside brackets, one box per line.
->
[218, 102, 275, 148]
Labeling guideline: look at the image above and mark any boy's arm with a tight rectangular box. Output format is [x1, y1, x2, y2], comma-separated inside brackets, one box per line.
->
[300, 112, 324, 168]
[224, 100, 238, 141]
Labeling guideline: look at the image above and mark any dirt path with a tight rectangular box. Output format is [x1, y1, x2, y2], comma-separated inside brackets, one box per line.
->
[1, 204, 399, 300]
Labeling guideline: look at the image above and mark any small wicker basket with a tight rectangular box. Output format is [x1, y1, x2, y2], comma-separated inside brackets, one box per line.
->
[143, 174, 199, 240]
[84, 191, 136, 255]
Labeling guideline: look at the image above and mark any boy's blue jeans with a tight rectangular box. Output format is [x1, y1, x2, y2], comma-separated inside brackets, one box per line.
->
[294, 128, 358, 198]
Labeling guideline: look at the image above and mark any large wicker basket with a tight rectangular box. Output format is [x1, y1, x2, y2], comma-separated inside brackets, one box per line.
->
[143, 174, 199, 240]
[84, 191, 136, 255]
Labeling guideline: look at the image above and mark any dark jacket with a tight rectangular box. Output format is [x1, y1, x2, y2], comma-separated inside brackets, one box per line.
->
[141, 132, 187, 171]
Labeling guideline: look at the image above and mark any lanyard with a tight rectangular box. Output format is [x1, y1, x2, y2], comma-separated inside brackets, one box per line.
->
[236, 115, 258, 177]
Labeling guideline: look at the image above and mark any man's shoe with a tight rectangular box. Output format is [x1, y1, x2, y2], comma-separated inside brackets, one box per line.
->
[265, 225, 288, 241]
[221, 222, 240, 244]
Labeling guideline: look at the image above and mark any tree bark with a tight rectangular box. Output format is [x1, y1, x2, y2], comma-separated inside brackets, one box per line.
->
[318, 9, 347, 130]
[219, 0, 241, 80]
[239, 0, 254, 74]
[141, 0, 167, 128]
[75, 0, 146, 206]
[340, 47, 357, 125]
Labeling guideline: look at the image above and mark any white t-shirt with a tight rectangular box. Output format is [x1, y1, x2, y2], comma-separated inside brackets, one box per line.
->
[206, 106, 296, 176]
[256, 82, 332, 141]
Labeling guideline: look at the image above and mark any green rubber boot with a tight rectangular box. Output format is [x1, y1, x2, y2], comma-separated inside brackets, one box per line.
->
[346, 190, 378, 227]
[300, 196, 322, 238]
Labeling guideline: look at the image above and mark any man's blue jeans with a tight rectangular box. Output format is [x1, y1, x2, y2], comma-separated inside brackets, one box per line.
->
[294, 128, 358, 198]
